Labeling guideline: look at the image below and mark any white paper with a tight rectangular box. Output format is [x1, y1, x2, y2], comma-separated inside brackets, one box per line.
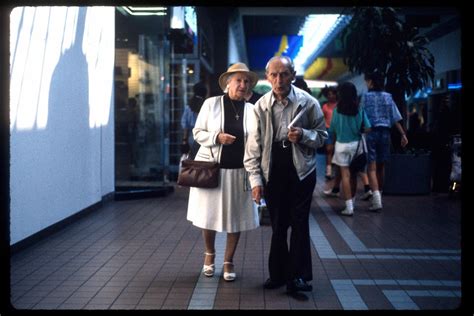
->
[287, 107, 307, 129]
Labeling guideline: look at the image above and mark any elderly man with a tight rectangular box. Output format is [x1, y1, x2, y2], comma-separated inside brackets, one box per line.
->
[244, 56, 327, 299]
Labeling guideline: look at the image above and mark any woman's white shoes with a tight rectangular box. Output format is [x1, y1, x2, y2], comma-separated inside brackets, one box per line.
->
[202, 252, 215, 277]
[202, 255, 236, 281]
[223, 262, 236, 282]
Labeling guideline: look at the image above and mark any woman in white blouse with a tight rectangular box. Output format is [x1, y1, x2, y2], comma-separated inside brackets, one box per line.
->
[186, 63, 260, 282]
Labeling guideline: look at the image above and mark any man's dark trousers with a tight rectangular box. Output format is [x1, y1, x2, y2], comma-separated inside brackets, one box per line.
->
[265, 142, 316, 283]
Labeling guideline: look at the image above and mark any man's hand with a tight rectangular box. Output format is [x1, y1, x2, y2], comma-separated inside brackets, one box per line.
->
[288, 127, 302, 143]
[252, 186, 264, 205]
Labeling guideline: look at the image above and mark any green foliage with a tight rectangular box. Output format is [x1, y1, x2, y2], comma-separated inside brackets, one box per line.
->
[254, 84, 272, 95]
[341, 7, 435, 98]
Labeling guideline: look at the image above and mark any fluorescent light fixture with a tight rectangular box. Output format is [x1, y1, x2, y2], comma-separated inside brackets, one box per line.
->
[127, 6, 166, 11]
[256, 79, 337, 89]
[293, 14, 351, 74]
[119, 6, 167, 16]
[170, 7, 185, 29]
[304, 79, 338, 89]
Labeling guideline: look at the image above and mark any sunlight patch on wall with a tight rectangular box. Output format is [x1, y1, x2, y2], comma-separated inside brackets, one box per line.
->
[83, 7, 115, 128]
[10, 6, 114, 131]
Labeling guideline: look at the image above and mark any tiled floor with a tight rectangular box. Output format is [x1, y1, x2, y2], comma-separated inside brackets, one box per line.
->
[9, 154, 464, 310]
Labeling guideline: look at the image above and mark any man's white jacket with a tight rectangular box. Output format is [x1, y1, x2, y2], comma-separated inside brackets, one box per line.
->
[244, 86, 328, 189]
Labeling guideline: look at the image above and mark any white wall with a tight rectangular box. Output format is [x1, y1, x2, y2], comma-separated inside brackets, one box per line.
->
[9, 7, 115, 245]
[427, 28, 461, 74]
[228, 11, 248, 66]
[228, 23, 242, 65]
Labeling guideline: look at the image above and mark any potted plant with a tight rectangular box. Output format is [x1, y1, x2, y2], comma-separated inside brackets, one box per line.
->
[340, 7, 436, 194]
[341, 7, 435, 131]
[383, 148, 432, 195]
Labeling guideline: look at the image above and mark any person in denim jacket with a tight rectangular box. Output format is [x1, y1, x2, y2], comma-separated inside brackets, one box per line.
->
[361, 71, 408, 211]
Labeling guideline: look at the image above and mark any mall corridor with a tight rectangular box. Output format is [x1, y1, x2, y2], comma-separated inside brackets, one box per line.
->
[9, 154, 462, 311]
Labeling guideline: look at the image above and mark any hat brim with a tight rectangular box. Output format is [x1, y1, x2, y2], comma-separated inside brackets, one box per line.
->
[218, 71, 258, 92]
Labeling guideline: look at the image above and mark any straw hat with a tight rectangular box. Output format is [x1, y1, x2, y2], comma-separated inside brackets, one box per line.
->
[218, 62, 258, 91]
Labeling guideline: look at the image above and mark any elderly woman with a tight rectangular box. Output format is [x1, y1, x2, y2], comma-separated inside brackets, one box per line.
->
[186, 63, 260, 282]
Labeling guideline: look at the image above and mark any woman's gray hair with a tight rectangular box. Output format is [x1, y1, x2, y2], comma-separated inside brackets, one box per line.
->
[223, 73, 236, 93]
[223, 72, 253, 93]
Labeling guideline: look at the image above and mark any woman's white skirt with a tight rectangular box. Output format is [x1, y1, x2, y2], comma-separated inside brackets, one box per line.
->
[186, 168, 259, 233]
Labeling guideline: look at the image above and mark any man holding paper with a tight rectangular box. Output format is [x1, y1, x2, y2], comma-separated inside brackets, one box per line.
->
[244, 56, 327, 299]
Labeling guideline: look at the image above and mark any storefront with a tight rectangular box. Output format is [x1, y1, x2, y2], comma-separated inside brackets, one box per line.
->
[114, 6, 215, 197]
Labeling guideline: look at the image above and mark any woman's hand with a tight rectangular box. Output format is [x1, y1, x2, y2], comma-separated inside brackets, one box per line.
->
[217, 132, 237, 145]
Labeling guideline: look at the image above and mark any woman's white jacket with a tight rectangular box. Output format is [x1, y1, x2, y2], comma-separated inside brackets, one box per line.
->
[192, 95, 254, 163]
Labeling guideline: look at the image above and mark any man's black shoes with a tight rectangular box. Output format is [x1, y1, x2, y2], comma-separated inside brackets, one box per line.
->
[263, 278, 286, 289]
[287, 291, 309, 301]
[265, 278, 312, 292]
[286, 278, 313, 293]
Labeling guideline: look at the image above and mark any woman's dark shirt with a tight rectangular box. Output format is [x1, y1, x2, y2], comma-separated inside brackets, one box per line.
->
[220, 94, 245, 169]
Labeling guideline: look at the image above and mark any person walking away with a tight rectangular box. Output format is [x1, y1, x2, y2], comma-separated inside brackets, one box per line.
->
[360, 71, 408, 211]
[244, 56, 327, 299]
[186, 63, 260, 282]
[328, 82, 371, 216]
[181, 81, 208, 159]
[323, 169, 372, 201]
[321, 86, 338, 179]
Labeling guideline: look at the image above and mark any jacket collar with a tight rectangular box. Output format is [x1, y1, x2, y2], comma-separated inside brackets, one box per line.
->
[261, 85, 309, 112]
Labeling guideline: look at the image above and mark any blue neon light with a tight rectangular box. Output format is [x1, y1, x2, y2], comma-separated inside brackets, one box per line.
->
[448, 83, 462, 90]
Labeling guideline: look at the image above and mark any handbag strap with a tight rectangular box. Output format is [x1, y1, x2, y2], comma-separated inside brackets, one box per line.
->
[192, 145, 215, 161]
[355, 109, 365, 153]
[355, 137, 361, 153]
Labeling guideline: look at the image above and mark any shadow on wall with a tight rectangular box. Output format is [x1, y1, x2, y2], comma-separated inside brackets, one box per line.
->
[9, 7, 114, 245]
[45, 7, 94, 196]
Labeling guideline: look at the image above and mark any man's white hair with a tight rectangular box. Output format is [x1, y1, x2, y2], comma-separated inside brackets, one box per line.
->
[265, 56, 295, 74]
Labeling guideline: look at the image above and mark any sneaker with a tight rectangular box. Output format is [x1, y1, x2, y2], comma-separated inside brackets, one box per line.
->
[369, 202, 382, 212]
[322, 189, 339, 197]
[359, 190, 373, 201]
[341, 208, 354, 216]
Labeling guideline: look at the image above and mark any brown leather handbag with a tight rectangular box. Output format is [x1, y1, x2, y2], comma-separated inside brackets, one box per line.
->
[177, 147, 219, 188]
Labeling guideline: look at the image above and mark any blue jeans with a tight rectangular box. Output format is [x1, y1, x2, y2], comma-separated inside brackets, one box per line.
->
[366, 127, 391, 163]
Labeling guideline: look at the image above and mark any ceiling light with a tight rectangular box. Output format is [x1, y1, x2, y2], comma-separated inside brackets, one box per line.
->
[118, 6, 167, 16]
[293, 14, 351, 75]
[256, 79, 337, 89]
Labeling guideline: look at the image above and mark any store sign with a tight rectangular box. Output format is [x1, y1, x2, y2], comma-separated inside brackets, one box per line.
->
[247, 35, 303, 71]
